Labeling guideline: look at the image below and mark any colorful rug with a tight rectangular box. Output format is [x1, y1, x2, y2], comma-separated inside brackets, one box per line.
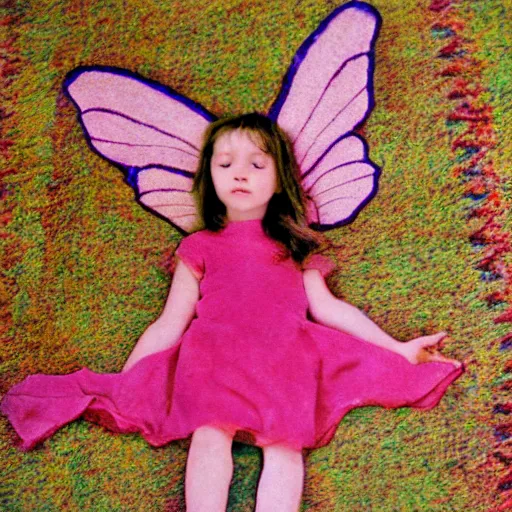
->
[1, 0, 510, 510]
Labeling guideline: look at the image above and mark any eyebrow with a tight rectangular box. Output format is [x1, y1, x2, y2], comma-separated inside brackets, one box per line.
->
[213, 151, 268, 157]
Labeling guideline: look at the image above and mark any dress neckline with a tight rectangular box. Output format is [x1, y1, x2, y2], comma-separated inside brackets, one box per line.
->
[224, 218, 265, 235]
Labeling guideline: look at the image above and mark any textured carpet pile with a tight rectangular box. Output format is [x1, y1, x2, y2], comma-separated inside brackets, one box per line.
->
[1, 1, 511, 510]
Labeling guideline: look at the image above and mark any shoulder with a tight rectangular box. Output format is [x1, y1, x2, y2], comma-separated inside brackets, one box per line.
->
[300, 253, 336, 278]
[175, 228, 226, 274]
[177, 228, 216, 248]
[182, 228, 209, 241]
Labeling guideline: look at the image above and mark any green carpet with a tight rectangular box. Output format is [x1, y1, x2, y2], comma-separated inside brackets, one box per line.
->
[1, 0, 511, 510]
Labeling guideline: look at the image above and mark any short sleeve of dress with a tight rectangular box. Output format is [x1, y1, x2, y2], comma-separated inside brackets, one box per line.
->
[174, 233, 205, 281]
[301, 253, 336, 278]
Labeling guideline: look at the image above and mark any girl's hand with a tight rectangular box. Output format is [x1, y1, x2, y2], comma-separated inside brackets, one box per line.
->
[399, 332, 463, 367]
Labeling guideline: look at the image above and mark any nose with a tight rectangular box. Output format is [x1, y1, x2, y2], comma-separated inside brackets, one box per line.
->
[234, 165, 249, 182]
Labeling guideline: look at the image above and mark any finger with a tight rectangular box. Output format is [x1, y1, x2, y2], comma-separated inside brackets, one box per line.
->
[415, 349, 432, 364]
[423, 350, 463, 367]
[419, 332, 448, 348]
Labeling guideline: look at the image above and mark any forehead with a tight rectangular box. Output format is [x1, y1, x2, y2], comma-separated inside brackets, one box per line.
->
[213, 129, 268, 155]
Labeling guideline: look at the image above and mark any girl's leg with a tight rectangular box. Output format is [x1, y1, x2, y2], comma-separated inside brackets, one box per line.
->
[255, 443, 304, 512]
[185, 425, 234, 512]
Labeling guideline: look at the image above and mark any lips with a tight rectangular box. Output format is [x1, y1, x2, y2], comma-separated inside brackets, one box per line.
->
[231, 188, 250, 194]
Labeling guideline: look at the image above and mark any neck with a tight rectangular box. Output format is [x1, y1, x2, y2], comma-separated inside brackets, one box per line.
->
[228, 218, 262, 223]
[224, 218, 265, 233]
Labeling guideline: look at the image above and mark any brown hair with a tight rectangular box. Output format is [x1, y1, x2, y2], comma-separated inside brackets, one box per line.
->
[191, 112, 329, 264]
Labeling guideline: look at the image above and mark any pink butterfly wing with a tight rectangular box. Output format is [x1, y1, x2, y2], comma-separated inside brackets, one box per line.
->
[137, 168, 198, 232]
[64, 66, 215, 233]
[268, 1, 381, 229]
[80, 110, 200, 170]
[300, 135, 375, 225]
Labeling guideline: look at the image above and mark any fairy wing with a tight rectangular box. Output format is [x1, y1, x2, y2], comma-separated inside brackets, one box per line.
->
[268, 0, 382, 230]
[64, 1, 381, 233]
[63, 66, 216, 233]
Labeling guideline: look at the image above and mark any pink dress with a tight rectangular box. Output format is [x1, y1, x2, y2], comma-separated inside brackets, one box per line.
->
[1, 219, 463, 451]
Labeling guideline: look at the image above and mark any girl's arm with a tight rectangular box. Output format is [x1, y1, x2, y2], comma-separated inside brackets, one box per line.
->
[303, 269, 461, 366]
[122, 259, 200, 372]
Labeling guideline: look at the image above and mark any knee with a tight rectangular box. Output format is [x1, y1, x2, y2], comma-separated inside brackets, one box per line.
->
[191, 425, 234, 455]
[262, 444, 304, 473]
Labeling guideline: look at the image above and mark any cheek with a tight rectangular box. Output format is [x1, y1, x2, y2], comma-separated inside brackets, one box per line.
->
[210, 170, 224, 191]
[269, 169, 280, 194]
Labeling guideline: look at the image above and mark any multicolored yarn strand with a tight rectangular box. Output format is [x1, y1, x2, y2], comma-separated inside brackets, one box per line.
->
[429, 1, 511, 509]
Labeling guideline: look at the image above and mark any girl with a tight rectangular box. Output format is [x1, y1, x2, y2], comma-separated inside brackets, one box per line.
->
[2, 113, 463, 512]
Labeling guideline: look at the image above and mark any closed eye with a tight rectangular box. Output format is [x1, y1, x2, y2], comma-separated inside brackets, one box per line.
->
[253, 163, 264, 169]
[219, 163, 231, 168]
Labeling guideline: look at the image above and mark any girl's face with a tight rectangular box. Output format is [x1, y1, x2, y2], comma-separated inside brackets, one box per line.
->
[210, 129, 280, 222]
